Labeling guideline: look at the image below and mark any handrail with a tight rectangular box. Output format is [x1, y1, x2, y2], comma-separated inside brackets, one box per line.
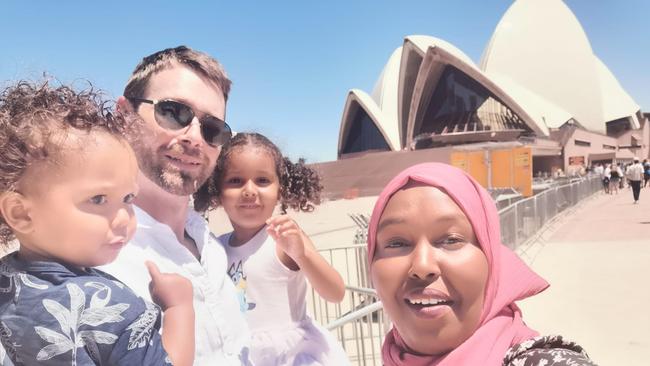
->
[345, 285, 377, 296]
[317, 243, 367, 251]
[326, 300, 383, 330]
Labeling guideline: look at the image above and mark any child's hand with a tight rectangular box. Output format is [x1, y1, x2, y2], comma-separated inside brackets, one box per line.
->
[267, 215, 346, 303]
[147, 261, 195, 366]
[266, 215, 309, 262]
[146, 261, 193, 311]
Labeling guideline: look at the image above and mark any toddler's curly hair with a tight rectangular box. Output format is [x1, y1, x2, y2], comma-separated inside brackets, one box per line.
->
[0, 80, 130, 245]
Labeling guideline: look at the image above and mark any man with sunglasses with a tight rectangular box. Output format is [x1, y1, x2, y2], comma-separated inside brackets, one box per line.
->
[101, 46, 251, 365]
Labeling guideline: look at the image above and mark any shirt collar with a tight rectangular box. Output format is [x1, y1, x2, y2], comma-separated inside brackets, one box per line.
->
[133, 204, 212, 255]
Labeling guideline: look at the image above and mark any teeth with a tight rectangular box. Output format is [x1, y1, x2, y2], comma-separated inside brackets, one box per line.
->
[408, 298, 447, 306]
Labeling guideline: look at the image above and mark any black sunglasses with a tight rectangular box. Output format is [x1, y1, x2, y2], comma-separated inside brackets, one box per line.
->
[127, 97, 232, 147]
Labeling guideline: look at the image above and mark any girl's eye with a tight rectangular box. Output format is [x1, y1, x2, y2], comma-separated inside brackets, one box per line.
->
[257, 177, 271, 184]
[89, 195, 107, 205]
[226, 177, 242, 184]
[123, 193, 136, 204]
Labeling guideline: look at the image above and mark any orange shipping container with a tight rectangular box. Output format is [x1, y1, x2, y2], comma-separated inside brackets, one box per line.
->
[451, 146, 532, 197]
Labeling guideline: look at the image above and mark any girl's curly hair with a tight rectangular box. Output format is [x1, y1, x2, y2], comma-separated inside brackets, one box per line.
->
[0, 79, 130, 246]
[194, 132, 323, 214]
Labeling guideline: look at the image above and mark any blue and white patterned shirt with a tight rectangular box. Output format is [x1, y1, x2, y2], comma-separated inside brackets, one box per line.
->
[0, 252, 171, 366]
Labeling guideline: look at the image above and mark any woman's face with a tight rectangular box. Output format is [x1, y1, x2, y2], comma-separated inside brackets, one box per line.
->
[371, 184, 489, 355]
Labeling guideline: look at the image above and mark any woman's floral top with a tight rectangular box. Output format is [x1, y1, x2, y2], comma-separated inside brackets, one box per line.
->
[504, 335, 598, 366]
[0, 252, 171, 365]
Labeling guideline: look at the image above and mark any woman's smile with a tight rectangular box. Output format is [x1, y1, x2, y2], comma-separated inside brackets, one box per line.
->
[403, 287, 454, 319]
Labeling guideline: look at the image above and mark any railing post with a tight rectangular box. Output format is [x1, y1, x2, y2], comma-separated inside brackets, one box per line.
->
[533, 196, 538, 232]
[513, 203, 518, 247]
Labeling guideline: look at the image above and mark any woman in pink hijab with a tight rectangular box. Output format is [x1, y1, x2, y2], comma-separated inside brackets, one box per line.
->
[368, 163, 596, 366]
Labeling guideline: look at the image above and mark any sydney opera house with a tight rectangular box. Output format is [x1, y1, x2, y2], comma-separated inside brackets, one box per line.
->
[318, 0, 648, 198]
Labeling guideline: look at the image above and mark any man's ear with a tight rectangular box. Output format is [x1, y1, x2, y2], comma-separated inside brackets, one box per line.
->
[116, 96, 135, 114]
[0, 192, 34, 235]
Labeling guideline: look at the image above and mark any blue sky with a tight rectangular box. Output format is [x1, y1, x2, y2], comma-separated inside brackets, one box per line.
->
[2, 1, 648, 162]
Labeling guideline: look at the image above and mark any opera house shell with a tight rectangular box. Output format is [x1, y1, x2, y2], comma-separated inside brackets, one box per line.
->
[337, 0, 647, 169]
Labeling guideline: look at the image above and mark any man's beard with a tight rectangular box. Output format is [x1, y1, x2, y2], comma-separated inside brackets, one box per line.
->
[136, 144, 211, 196]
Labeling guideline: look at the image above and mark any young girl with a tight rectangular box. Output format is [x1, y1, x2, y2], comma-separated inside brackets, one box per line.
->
[0, 81, 194, 365]
[194, 132, 350, 366]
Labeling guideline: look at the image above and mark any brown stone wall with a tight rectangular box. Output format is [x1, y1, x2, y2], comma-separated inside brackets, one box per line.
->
[311, 147, 453, 199]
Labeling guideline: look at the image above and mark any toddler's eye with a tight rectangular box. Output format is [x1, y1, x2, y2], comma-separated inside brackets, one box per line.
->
[226, 177, 242, 184]
[89, 195, 107, 205]
[257, 177, 271, 184]
[123, 193, 136, 204]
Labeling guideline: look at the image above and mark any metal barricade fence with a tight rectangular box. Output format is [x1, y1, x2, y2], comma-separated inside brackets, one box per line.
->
[309, 175, 603, 365]
[307, 244, 369, 327]
[325, 287, 388, 366]
[498, 176, 602, 249]
[306, 244, 387, 365]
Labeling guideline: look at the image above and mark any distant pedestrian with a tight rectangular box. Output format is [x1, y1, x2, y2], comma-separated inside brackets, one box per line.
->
[643, 159, 650, 188]
[593, 163, 604, 177]
[626, 157, 644, 203]
[603, 164, 611, 194]
[609, 163, 622, 194]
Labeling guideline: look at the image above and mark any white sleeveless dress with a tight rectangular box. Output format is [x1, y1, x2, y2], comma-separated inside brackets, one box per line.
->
[218, 228, 350, 366]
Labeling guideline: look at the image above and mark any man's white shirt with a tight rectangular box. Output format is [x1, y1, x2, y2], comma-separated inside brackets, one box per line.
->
[101, 206, 251, 365]
[627, 163, 644, 181]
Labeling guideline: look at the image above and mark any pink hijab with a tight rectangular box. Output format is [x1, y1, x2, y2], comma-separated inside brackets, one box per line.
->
[367, 163, 549, 366]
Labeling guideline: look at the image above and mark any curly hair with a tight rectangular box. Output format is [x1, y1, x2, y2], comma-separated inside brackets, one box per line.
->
[0, 79, 130, 245]
[193, 132, 322, 214]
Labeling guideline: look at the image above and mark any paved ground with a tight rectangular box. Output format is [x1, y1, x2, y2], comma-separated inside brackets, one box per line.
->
[518, 186, 650, 366]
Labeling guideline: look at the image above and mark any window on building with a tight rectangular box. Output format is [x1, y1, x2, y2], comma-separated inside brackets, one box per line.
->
[340, 107, 391, 155]
[574, 140, 591, 147]
[602, 144, 616, 150]
[417, 65, 529, 136]
[605, 117, 632, 136]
